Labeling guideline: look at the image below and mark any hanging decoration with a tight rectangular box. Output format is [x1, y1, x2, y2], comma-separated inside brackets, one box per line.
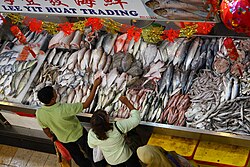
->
[162, 29, 180, 42]
[142, 25, 164, 44]
[126, 26, 142, 42]
[220, 0, 250, 36]
[179, 24, 198, 38]
[10, 25, 27, 44]
[85, 18, 103, 32]
[6, 13, 216, 43]
[23, 17, 42, 33]
[72, 20, 86, 32]
[58, 22, 74, 35]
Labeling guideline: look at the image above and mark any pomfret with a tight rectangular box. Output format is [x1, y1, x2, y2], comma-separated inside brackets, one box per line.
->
[98, 52, 107, 71]
[103, 33, 118, 55]
[91, 47, 104, 72]
[121, 53, 133, 72]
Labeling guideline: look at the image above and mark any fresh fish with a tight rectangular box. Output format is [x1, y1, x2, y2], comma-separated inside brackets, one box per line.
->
[121, 53, 133, 72]
[224, 77, 233, 101]
[16, 70, 31, 96]
[106, 68, 119, 87]
[172, 66, 181, 91]
[58, 52, 70, 67]
[158, 64, 174, 95]
[47, 48, 57, 64]
[77, 47, 87, 66]
[60, 31, 75, 49]
[133, 37, 141, 56]
[205, 49, 215, 69]
[98, 52, 107, 71]
[52, 51, 63, 66]
[81, 49, 91, 70]
[70, 30, 82, 49]
[67, 51, 79, 70]
[184, 70, 196, 94]
[200, 38, 210, 53]
[139, 40, 148, 56]
[128, 38, 135, 54]
[184, 37, 200, 70]
[103, 55, 111, 73]
[126, 60, 143, 77]
[167, 38, 184, 64]
[180, 69, 191, 94]
[231, 77, 239, 100]
[91, 47, 104, 73]
[114, 33, 127, 53]
[173, 39, 191, 66]
[96, 34, 107, 49]
[111, 52, 123, 72]
[103, 33, 118, 55]
[48, 31, 65, 49]
[144, 44, 157, 67]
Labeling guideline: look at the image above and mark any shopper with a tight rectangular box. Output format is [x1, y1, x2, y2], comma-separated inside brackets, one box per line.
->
[36, 77, 102, 167]
[137, 145, 193, 167]
[88, 96, 141, 167]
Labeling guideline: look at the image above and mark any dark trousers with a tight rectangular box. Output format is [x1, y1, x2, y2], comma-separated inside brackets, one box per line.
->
[62, 128, 93, 167]
[110, 153, 141, 167]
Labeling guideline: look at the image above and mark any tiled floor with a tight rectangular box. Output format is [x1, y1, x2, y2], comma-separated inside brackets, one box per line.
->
[0, 144, 77, 167]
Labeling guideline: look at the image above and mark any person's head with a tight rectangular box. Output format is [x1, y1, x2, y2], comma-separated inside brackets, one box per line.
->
[37, 86, 57, 105]
[137, 145, 172, 167]
[90, 109, 112, 140]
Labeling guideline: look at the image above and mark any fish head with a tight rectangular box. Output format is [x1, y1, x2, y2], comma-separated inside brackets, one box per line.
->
[154, 9, 168, 16]
[145, 0, 160, 9]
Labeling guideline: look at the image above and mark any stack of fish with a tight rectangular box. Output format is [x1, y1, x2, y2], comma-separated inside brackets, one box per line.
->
[20, 29, 250, 136]
[0, 51, 37, 98]
[145, 0, 211, 21]
[160, 92, 191, 126]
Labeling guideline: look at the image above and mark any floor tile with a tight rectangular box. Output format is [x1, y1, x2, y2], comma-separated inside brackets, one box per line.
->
[0, 145, 17, 165]
[9, 148, 33, 167]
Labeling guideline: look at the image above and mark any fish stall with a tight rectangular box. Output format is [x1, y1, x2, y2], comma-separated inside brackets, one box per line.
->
[0, 1, 250, 148]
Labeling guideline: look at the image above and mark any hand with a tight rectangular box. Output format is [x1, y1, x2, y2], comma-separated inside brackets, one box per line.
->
[94, 77, 102, 87]
[119, 96, 128, 103]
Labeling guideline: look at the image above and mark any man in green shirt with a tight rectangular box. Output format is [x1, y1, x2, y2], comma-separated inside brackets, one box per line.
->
[36, 77, 101, 167]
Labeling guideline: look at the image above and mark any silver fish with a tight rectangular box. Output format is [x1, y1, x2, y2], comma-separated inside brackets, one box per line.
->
[184, 37, 200, 70]
[103, 33, 118, 55]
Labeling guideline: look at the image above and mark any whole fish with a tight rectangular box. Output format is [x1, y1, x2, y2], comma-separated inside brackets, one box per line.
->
[133, 37, 141, 56]
[16, 70, 31, 96]
[231, 77, 239, 100]
[103, 55, 112, 73]
[144, 44, 157, 67]
[184, 37, 200, 70]
[158, 64, 174, 95]
[200, 38, 210, 53]
[77, 47, 87, 66]
[167, 38, 184, 64]
[184, 70, 196, 94]
[103, 33, 118, 55]
[224, 77, 233, 101]
[98, 52, 107, 71]
[47, 48, 57, 64]
[127, 60, 143, 77]
[91, 47, 104, 73]
[121, 53, 133, 72]
[180, 69, 191, 94]
[80, 49, 91, 70]
[67, 51, 79, 70]
[173, 39, 191, 66]
[70, 30, 82, 49]
[111, 52, 123, 72]
[205, 49, 215, 69]
[172, 66, 181, 91]
[60, 31, 75, 49]
[96, 33, 107, 49]
[59, 52, 70, 67]
[114, 33, 127, 53]
[52, 51, 63, 66]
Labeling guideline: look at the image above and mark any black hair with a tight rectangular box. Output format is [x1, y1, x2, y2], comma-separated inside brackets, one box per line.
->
[37, 86, 54, 104]
[90, 109, 113, 140]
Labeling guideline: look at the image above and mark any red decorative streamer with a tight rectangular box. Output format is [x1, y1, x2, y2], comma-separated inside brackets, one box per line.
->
[0, 14, 6, 24]
[85, 18, 103, 32]
[196, 22, 215, 35]
[127, 26, 142, 42]
[224, 37, 239, 61]
[10, 25, 27, 44]
[162, 29, 180, 42]
[58, 22, 73, 35]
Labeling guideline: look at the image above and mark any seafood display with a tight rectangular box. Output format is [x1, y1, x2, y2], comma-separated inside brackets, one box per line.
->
[144, 0, 212, 21]
[1, 26, 250, 136]
[0, 31, 49, 103]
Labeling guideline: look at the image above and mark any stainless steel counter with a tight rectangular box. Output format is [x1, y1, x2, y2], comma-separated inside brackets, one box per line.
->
[1, 101, 250, 148]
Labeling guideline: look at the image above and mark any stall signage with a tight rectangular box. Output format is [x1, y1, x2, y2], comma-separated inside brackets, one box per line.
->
[0, 0, 154, 19]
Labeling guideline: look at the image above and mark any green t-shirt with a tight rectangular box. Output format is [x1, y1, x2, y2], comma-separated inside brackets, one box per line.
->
[36, 102, 83, 143]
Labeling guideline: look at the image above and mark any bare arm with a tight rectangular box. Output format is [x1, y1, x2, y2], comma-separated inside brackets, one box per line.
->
[43, 128, 55, 141]
[119, 96, 136, 110]
[82, 77, 102, 109]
